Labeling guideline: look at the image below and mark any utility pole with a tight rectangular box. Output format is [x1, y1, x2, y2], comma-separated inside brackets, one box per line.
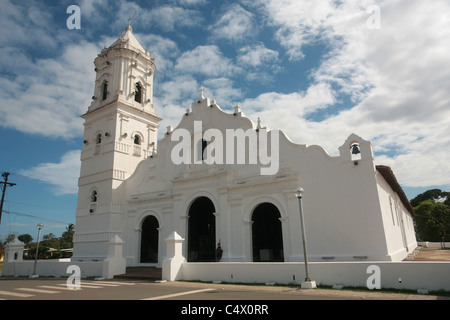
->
[0, 172, 16, 225]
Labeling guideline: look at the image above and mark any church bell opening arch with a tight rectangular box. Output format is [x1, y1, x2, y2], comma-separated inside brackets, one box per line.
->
[187, 196, 216, 262]
[140, 215, 159, 263]
[251, 202, 284, 262]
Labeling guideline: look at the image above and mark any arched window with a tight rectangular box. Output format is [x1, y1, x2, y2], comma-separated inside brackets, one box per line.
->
[134, 134, 141, 145]
[90, 190, 98, 203]
[201, 139, 207, 161]
[89, 190, 98, 214]
[134, 83, 142, 103]
[96, 134, 102, 144]
[102, 81, 108, 100]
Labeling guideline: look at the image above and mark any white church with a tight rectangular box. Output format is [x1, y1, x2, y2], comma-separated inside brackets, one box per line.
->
[70, 24, 417, 278]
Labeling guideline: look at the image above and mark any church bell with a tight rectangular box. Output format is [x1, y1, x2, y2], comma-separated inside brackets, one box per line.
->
[351, 144, 361, 155]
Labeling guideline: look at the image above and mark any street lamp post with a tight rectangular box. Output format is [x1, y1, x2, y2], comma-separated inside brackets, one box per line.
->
[295, 188, 316, 289]
[31, 223, 44, 278]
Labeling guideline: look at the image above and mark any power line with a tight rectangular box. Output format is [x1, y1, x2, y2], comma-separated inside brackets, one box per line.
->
[4, 199, 70, 211]
[3, 210, 73, 225]
[0, 172, 16, 225]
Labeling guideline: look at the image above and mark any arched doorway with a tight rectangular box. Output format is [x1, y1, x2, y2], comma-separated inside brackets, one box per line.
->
[252, 202, 284, 262]
[140, 215, 159, 263]
[188, 197, 216, 262]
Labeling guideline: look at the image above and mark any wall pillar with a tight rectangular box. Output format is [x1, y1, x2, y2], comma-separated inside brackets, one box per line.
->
[102, 235, 126, 279]
[162, 231, 186, 281]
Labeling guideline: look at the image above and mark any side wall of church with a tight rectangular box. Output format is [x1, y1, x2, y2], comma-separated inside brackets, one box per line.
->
[375, 172, 417, 260]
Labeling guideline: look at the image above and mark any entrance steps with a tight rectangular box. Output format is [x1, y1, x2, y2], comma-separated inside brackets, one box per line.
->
[114, 267, 162, 281]
[403, 247, 421, 261]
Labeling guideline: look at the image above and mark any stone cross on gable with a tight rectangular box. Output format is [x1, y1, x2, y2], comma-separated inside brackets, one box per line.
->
[199, 86, 205, 99]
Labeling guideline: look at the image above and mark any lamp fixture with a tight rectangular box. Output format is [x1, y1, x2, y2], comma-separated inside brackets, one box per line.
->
[295, 187, 304, 199]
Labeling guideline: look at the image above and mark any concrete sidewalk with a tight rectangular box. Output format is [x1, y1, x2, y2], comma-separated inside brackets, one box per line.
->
[407, 247, 450, 261]
[156, 280, 450, 300]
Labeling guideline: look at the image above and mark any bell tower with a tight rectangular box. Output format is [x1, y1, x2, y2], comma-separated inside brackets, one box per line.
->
[72, 24, 162, 261]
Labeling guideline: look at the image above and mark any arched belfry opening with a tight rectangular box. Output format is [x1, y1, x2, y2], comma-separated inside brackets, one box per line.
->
[134, 82, 142, 103]
[350, 142, 362, 162]
[140, 215, 159, 263]
[187, 197, 216, 262]
[102, 81, 108, 100]
[252, 203, 284, 262]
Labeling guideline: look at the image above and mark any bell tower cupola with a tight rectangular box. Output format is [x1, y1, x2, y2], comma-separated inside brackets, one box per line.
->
[88, 23, 157, 115]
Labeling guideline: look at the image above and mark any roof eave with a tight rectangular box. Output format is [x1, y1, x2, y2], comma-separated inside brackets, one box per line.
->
[376, 165, 415, 216]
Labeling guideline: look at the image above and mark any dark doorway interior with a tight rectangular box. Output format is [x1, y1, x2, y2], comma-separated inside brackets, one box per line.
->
[252, 203, 284, 262]
[140, 215, 159, 263]
[188, 197, 216, 262]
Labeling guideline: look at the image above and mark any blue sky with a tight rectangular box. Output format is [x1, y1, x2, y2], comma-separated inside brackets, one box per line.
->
[1, 0, 449, 240]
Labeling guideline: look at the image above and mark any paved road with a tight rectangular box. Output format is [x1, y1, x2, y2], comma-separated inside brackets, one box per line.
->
[0, 277, 446, 301]
[0, 278, 447, 317]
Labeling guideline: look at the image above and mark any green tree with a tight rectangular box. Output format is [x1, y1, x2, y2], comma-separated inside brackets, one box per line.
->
[18, 234, 33, 246]
[41, 233, 60, 258]
[60, 223, 75, 249]
[414, 200, 450, 241]
[42, 233, 59, 247]
[410, 189, 450, 207]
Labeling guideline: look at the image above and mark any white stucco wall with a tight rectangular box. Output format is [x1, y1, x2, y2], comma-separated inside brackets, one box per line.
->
[181, 261, 450, 291]
[120, 98, 416, 265]
[376, 172, 417, 260]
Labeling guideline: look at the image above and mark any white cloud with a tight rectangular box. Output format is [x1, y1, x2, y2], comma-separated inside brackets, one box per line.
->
[79, 0, 109, 18]
[148, 5, 202, 31]
[237, 43, 281, 82]
[175, 45, 240, 76]
[242, 0, 450, 188]
[111, 1, 203, 32]
[248, 0, 337, 60]
[209, 3, 256, 42]
[241, 82, 335, 135]
[158, 75, 199, 103]
[177, 0, 208, 6]
[136, 33, 179, 72]
[0, 0, 59, 51]
[0, 41, 99, 138]
[19, 150, 81, 195]
[154, 74, 199, 138]
[204, 78, 243, 109]
[237, 43, 279, 68]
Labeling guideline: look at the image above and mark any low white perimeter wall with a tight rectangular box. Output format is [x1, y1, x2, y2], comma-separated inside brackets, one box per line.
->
[181, 262, 450, 292]
[1, 260, 103, 278]
[418, 241, 450, 248]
